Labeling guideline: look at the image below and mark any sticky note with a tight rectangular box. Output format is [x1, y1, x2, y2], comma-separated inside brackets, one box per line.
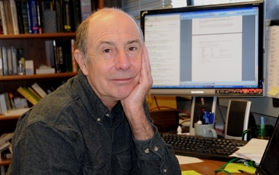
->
[182, 170, 202, 175]
[268, 86, 279, 96]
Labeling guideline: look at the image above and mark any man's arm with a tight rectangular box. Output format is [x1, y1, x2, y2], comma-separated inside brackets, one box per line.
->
[8, 120, 83, 175]
[121, 44, 181, 174]
[121, 44, 154, 140]
[131, 102, 181, 175]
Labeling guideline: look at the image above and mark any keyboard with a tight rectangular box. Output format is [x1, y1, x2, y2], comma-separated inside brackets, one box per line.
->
[162, 134, 248, 161]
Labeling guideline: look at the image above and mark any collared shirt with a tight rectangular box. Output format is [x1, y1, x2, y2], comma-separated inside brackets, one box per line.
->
[7, 71, 181, 175]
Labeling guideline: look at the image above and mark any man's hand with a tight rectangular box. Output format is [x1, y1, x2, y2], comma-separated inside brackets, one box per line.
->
[121, 44, 154, 140]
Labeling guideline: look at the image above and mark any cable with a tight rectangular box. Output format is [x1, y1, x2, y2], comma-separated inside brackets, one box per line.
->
[214, 157, 239, 175]
[149, 105, 191, 116]
[217, 104, 226, 126]
[242, 129, 251, 141]
[153, 96, 160, 110]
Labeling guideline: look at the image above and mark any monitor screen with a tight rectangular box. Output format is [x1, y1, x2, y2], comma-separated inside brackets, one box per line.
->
[140, 1, 264, 97]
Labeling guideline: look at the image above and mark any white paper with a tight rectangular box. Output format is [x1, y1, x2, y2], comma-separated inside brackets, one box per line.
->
[176, 155, 203, 165]
[266, 26, 279, 97]
[230, 138, 268, 164]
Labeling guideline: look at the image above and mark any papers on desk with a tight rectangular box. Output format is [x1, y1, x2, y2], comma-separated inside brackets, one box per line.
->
[266, 26, 279, 97]
[230, 138, 268, 164]
[176, 155, 203, 165]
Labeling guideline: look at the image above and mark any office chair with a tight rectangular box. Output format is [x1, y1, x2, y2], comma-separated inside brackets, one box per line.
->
[224, 99, 254, 140]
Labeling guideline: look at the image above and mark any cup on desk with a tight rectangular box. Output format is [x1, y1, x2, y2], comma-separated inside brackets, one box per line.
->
[195, 123, 217, 138]
[243, 124, 274, 140]
[255, 124, 274, 140]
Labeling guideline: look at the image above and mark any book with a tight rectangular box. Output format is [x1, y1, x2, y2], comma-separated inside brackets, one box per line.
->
[11, 47, 18, 75]
[31, 82, 47, 98]
[5, 108, 30, 116]
[62, 39, 72, 72]
[45, 40, 55, 67]
[27, 0, 38, 34]
[42, 0, 55, 33]
[55, 0, 63, 32]
[28, 87, 42, 99]
[36, 67, 55, 74]
[0, 133, 13, 151]
[38, 82, 61, 95]
[6, 47, 12, 75]
[26, 0, 32, 33]
[72, 0, 81, 31]
[2, 47, 8, 75]
[0, 141, 10, 152]
[62, 0, 71, 32]
[3, 0, 14, 34]
[43, 10, 57, 33]
[9, 0, 19, 34]
[80, 0, 92, 21]
[13, 97, 21, 108]
[0, 94, 7, 114]
[20, 98, 28, 108]
[22, 0, 29, 33]
[0, 46, 3, 76]
[8, 93, 16, 109]
[36, 0, 43, 33]
[53, 39, 64, 73]
[0, 1, 7, 35]
[3, 92, 11, 111]
[15, 0, 25, 34]
[0, 101, 2, 114]
[17, 86, 38, 105]
[14, 97, 28, 108]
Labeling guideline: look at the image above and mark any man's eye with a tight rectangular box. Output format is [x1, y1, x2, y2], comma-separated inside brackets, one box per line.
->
[129, 47, 137, 51]
[103, 49, 111, 53]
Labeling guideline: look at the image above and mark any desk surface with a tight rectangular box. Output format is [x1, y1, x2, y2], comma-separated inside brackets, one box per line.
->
[180, 159, 247, 175]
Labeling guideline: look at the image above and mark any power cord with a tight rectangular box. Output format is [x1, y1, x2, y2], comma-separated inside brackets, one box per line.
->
[214, 157, 239, 175]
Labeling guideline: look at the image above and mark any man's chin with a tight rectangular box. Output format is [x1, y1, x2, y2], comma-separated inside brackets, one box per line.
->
[115, 87, 134, 100]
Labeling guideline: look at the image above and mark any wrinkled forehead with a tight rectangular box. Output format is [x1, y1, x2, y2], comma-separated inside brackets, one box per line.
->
[88, 10, 143, 41]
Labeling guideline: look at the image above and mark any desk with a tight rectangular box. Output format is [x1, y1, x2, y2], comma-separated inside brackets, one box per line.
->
[180, 159, 246, 175]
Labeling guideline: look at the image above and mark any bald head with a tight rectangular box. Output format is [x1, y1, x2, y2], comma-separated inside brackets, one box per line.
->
[75, 8, 143, 56]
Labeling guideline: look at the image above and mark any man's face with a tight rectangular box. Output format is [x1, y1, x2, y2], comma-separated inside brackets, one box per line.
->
[84, 13, 143, 103]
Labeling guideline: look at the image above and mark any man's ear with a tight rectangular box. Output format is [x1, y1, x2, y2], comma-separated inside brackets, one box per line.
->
[74, 50, 88, 76]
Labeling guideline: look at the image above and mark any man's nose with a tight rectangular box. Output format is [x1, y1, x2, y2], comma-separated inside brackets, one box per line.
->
[115, 50, 131, 70]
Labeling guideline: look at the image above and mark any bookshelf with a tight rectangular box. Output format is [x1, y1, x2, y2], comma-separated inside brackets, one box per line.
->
[0, 33, 75, 39]
[0, 32, 77, 111]
[0, 33, 77, 168]
[0, 72, 77, 81]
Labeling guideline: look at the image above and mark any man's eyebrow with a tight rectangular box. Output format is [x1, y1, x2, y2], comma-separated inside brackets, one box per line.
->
[127, 39, 141, 45]
[98, 41, 115, 46]
[96, 39, 141, 49]
[96, 41, 115, 51]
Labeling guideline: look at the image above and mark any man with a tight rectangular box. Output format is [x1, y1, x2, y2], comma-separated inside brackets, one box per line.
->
[7, 8, 181, 175]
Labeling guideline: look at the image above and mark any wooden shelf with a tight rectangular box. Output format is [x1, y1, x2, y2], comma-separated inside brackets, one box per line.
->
[0, 72, 77, 81]
[0, 33, 75, 39]
[0, 115, 20, 121]
[0, 159, 11, 166]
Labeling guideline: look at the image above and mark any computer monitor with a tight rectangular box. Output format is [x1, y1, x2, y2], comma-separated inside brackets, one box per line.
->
[140, 1, 264, 97]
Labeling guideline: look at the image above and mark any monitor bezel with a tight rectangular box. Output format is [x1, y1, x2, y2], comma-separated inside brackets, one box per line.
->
[140, 1, 265, 97]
